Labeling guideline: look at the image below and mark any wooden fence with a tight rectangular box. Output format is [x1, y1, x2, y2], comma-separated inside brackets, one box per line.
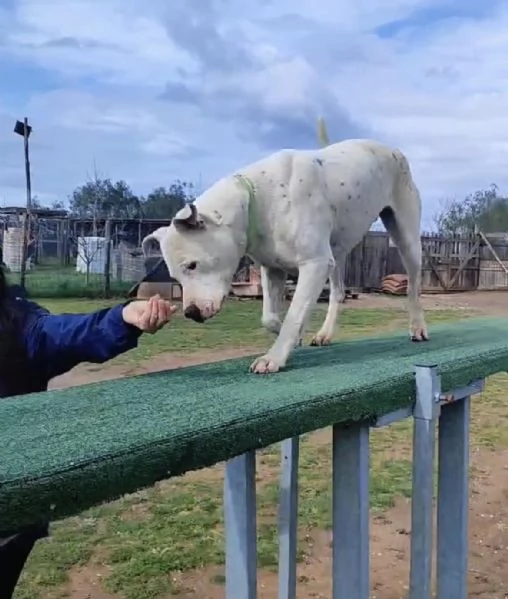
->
[345, 231, 508, 293]
[129, 230, 508, 297]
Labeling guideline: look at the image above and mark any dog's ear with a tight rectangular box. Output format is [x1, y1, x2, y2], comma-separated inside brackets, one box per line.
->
[141, 226, 169, 257]
[172, 203, 205, 230]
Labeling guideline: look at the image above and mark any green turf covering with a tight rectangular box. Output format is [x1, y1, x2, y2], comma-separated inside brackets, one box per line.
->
[1, 316, 508, 531]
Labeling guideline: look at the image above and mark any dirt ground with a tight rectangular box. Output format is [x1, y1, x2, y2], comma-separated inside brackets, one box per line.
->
[169, 448, 508, 599]
[48, 291, 508, 599]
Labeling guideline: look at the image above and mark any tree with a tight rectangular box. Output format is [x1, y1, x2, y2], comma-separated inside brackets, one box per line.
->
[140, 180, 195, 219]
[69, 176, 141, 220]
[434, 184, 508, 235]
[76, 236, 105, 284]
[50, 199, 66, 210]
[30, 195, 42, 209]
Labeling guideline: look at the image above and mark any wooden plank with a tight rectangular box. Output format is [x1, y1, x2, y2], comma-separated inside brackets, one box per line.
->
[447, 239, 480, 289]
[478, 230, 508, 274]
[423, 245, 448, 290]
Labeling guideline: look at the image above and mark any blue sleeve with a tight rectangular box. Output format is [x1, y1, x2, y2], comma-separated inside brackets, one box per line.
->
[22, 301, 142, 380]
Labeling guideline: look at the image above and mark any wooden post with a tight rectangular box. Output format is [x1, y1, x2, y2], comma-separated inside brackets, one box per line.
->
[56, 219, 62, 264]
[33, 215, 41, 266]
[104, 218, 112, 298]
[19, 117, 32, 289]
[478, 229, 508, 274]
[62, 219, 69, 266]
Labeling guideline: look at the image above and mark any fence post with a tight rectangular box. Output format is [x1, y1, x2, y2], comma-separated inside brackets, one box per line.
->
[104, 218, 112, 298]
[18, 117, 32, 291]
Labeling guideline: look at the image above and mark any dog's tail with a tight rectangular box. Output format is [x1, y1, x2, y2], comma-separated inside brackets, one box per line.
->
[317, 117, 330, 147]
[141, 226, 169, 258]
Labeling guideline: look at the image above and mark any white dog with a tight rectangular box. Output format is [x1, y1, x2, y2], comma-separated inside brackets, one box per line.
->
[142, 138, 428, 374]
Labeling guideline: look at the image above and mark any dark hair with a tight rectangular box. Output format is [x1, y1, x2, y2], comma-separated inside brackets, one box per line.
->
[0, 266, 27, 385]
[0, 265, 13, 327]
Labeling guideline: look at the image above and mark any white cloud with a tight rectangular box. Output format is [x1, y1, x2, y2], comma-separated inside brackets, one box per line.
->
[323, 2, 508, 214]
[6, 0, 194, 86]
[0, 0, 506, 229]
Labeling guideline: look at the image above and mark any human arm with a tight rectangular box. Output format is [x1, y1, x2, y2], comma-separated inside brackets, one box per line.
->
[22, 296, 176, 380]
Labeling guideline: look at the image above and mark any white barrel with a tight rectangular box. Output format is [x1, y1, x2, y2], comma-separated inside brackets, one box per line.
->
[2, 227, 29, 273]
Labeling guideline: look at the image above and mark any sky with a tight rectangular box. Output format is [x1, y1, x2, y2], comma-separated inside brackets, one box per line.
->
[0, 0, 507, 229]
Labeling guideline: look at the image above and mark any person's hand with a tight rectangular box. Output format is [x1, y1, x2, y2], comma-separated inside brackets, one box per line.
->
[122, 294, 177, 334]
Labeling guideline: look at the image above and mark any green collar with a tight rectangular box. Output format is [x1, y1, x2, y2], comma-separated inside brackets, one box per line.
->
[234, 173, 259, 249]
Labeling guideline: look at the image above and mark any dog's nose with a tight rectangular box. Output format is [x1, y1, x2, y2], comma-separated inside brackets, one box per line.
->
[184, 304, 205, 323]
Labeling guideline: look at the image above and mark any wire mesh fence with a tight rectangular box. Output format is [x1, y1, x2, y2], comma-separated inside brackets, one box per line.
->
[3, 209, 508, 300]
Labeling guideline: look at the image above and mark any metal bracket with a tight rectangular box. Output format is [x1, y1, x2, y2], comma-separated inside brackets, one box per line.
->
[374, 375, 484, 429]
[413, 364, 442, 421]
[438, 379, 485, 404]
[374, 406, 413, 428]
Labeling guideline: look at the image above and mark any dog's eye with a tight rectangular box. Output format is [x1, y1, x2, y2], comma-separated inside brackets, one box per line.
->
[186, 261, 198, 271]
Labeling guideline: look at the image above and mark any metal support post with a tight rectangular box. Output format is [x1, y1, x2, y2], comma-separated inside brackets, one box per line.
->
[224, 451, 257, 599]
[278, 437, 300, 599]
[409, 364, 441, 599]
[332, 423, 370, 599]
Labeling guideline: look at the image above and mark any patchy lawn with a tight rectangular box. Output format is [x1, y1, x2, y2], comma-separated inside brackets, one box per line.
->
[38, 296, 466, 361]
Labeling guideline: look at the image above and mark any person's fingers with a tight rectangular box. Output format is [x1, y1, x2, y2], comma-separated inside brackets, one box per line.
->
[166, 301, 177, 318]
[133, 296, 178, 333]
[160, 300, 177, 322]
[149, 296, 160, 329]
[138, 299, 152, 330]
[157, 299, 169, 324]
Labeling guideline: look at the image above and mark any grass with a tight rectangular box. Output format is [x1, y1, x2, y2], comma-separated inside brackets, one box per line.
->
[8, 263, 133, 299]
[12, 297, 507, 599]
[36, 295, 466, 363]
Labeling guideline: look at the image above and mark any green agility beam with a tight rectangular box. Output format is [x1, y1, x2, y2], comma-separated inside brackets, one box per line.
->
[1, 316, 507, 599]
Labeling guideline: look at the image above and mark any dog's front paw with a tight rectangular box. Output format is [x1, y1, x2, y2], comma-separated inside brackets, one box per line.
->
[249, 355, 282, 374]
[410, 324, 429, 342]
[310, 332, 332, 346]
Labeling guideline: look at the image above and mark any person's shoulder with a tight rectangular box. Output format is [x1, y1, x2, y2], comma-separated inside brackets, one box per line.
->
[8, 290, 50, 317]
[7, 283, 28, 300]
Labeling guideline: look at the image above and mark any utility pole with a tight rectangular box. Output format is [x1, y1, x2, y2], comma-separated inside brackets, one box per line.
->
[14, 117, 33, 289]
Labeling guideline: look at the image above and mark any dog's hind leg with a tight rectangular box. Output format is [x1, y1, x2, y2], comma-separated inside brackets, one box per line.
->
[310, 255, 345, 346]
[260, 266, 287, 335]
[379, 203, 428, 342]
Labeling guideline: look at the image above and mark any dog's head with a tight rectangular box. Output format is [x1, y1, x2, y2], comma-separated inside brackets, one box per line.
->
[160, 202, 244, 322]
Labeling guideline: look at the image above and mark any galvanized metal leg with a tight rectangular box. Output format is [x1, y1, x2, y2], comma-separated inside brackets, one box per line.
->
[332, 423, 370, 599]
[436, 395, 471, 599]
[224, 451, 257, 599]
[409, 365, 441, 599]
[278, 437, 300, 599]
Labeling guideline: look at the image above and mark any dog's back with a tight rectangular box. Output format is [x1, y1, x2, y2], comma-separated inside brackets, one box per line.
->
[238, 139, 416, 249]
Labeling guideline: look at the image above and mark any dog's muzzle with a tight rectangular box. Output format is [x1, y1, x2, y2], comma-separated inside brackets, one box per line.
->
[184, 304, 205, 323]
